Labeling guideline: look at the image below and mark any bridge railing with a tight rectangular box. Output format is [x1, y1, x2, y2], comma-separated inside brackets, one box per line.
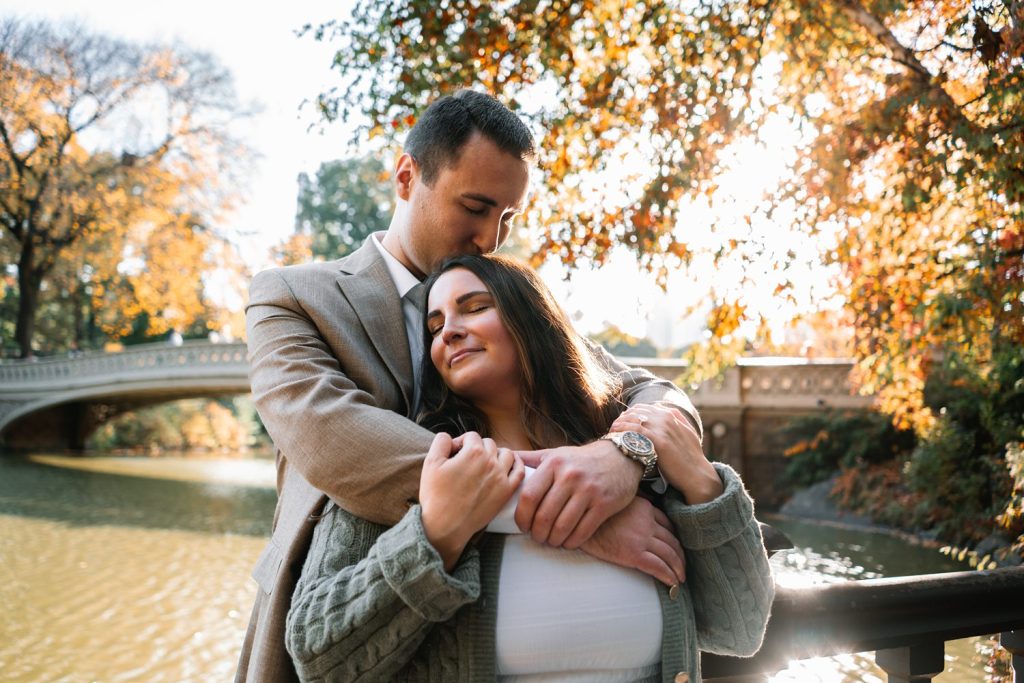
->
[703, 565, 1024, 682]
[0, 341, 249, 390]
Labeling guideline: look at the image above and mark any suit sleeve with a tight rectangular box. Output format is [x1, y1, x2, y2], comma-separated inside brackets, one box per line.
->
[585, 338, 703, 439]
[246, 268, 433, 526]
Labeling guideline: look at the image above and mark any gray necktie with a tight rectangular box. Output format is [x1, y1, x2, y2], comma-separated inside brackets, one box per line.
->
[404, 282, 427, 412]
[405, 281, 426, 311]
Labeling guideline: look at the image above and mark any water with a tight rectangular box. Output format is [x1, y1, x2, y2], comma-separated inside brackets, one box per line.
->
[0, 453, 276, 682]
[0, 453, 991, 681]
[764, 516, 984, 682]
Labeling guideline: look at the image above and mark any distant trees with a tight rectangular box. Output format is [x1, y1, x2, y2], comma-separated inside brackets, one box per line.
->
[0, 18, 251, 357]
[589, 324, 659, 358]
[307, 0, 1023, 434]
[295, 156, 393, 260]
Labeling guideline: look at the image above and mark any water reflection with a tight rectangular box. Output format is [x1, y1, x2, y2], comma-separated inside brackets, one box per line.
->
[0, 454, 989, 682]
[1, 453, 274, 682]
[0, 453, 276, 536]
[765, 515, 980, 683]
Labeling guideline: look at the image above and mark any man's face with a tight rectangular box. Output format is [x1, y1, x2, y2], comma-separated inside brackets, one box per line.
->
[391, 131, 530, 278]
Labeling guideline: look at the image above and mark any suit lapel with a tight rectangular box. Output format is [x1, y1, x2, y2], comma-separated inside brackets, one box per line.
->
[335, 238, 415, 412]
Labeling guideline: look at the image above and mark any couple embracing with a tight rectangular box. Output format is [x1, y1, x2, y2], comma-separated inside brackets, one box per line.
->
[237, 90, 774, 683]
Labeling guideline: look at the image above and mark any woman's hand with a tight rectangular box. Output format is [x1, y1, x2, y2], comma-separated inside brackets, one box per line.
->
[420, 432, 525, 571]
[610, 404, 723, 504]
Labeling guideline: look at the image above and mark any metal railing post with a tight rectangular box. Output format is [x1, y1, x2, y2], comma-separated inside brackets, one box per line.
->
[1002, 630, 1024, 683]
[875, 642, 944, 682]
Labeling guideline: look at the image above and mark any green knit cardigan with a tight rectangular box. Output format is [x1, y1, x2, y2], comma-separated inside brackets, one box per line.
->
[286, 463, 774, 683]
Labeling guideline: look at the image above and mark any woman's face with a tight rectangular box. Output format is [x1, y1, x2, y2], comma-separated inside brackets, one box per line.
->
[426, 267, 521, 407]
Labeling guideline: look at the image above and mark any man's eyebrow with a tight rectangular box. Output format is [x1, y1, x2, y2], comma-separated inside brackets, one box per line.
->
[460, 192, 497, 207]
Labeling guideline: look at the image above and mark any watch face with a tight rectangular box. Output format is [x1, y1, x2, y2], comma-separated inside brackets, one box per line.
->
[622, 431, 655, 456]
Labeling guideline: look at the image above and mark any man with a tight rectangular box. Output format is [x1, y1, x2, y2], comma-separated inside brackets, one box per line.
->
[237, 90, 705, 681]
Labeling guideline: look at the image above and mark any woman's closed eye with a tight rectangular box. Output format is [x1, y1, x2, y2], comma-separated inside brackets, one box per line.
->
[463, 205, 487, 216]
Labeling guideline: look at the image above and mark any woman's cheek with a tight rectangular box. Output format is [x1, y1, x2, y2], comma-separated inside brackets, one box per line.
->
[430, 342, 446, 377]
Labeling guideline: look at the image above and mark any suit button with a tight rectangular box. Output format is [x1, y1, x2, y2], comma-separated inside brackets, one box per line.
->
[674, 673, 690, 683]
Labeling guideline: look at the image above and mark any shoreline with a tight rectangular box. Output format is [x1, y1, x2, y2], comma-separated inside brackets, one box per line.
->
[773, 476, 1022, 566]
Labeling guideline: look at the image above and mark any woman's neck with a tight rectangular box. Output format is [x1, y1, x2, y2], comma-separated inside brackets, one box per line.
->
[482, 407, 533, 451]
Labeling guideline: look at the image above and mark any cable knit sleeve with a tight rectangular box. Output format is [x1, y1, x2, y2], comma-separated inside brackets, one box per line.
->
[285, 502, 481, 682]
[663, 462, 775, 657]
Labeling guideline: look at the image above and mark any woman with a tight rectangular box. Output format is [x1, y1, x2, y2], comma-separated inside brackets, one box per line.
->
[286, 254, 774, 682]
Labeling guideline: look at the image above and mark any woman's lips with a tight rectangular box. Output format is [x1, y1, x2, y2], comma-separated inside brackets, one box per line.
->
[448, 348, 481, 367]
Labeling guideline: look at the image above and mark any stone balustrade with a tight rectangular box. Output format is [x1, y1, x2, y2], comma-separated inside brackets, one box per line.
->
[0, 341, 249, 390]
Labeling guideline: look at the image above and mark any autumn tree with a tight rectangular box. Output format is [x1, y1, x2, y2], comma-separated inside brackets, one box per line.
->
[307, 0, 1023, 434]
[0, 18, 250, 357]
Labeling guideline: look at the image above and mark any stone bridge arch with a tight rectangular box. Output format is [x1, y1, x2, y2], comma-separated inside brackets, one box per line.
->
[0, 341, 250, 449]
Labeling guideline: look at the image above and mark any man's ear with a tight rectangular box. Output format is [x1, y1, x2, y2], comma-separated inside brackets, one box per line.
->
[394, 153, 418, 201]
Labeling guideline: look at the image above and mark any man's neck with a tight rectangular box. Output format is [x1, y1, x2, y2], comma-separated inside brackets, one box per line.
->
[379, 229, 424, 280]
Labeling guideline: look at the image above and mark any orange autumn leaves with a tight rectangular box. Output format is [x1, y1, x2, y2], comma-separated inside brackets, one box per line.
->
[310, 0, 1022, 434]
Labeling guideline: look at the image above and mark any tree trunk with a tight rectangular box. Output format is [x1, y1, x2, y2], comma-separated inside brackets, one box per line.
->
[15, 241, 42, 359]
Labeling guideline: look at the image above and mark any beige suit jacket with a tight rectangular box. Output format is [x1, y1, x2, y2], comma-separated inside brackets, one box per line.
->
[235, 236, 701, 682]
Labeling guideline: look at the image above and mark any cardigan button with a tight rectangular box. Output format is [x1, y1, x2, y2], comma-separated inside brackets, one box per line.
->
[674, 673, 690, 683]
[669, 583, 680, 601]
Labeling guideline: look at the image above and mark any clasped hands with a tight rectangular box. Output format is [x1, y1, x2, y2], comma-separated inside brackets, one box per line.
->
[420, 404, 714, 586]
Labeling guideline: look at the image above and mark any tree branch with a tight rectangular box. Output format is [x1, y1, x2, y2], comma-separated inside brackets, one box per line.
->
[830, 0, 1010, 137]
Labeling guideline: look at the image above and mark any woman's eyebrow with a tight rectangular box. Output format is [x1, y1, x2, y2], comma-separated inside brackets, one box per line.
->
[426, 291, 491, 321]
[455, 290, 490, 304]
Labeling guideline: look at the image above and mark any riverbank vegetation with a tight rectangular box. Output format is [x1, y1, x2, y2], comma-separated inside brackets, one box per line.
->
[88, 397, 270, 456]
[780, 344, 1024, 565]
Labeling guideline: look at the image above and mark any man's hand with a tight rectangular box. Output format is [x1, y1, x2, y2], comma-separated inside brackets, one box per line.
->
[515, 439, 642, 548]
[580, 496, 686, 587]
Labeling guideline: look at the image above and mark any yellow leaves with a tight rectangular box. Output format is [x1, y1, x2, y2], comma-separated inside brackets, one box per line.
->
[271, 232, 313, 267]
[129, 217, 212, 337]
[706, 300, 747, 339]
[784, 429, 829, 457]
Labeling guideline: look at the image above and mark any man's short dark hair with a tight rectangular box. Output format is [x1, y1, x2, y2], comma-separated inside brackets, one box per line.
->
[405, 90, 536, 185]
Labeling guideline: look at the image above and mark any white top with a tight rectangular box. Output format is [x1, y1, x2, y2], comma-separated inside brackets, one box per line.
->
[370, 233, 424, 402]
[487, 469, 663, 681]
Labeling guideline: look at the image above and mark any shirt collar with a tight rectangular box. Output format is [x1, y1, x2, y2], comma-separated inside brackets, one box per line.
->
[371, 232, 421, 298]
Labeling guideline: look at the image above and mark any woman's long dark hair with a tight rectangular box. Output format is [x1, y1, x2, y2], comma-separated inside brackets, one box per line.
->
[416, 254, 622, 448]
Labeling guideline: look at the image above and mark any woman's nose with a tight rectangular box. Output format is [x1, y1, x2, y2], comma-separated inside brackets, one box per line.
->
[441, 320, 465, 344]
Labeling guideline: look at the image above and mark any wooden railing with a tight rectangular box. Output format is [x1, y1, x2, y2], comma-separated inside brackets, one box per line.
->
[704, 565, 1024, 682]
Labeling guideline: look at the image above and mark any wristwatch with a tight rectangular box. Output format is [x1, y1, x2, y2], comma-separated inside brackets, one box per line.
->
[602, 431, 658, 479]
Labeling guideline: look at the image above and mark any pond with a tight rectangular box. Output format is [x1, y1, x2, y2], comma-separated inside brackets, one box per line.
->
[0, 453, 985, 681]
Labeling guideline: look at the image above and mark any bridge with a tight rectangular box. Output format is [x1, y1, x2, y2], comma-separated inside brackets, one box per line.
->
[0, 341, 249, 450]
[0, 343, 872, 502]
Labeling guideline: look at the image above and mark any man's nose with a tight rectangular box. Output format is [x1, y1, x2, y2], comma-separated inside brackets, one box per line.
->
[471, 220, 502, 254]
